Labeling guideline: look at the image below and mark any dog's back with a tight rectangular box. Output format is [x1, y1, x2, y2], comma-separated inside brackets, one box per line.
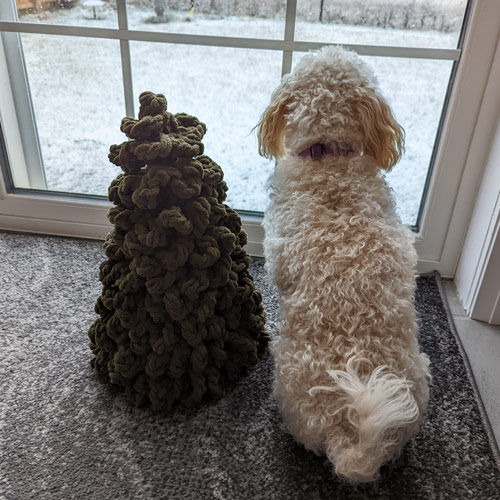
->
[265, 154, 430, 483]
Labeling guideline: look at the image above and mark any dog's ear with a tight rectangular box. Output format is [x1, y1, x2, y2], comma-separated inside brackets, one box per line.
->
[256, 93, 290, 160]
[357, 90, 405, 171]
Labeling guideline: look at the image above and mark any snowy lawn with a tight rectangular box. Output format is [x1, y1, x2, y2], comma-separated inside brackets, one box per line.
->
[19, 4, 457, 224]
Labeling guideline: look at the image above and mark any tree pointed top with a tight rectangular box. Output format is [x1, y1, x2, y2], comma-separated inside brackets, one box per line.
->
[138, 91, 168, 120]
[108, 91, 208, 173]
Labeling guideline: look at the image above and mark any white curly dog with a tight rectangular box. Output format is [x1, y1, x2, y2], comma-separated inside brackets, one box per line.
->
[257, 46, 431, 483]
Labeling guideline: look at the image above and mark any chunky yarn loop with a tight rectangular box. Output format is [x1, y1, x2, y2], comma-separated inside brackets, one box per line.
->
[88, 91, 269, 412]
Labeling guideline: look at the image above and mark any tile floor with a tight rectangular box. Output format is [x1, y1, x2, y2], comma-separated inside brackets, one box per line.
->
[442, 279, 500, 448]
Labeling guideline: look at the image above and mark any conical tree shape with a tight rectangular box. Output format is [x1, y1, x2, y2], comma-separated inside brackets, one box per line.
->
[88, 92, 269, 412]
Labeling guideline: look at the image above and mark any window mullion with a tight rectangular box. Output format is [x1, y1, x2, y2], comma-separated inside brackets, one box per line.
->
[0, 21, 461, 61]
[117, 0, 134, 118]
[282, 0, 297, 76]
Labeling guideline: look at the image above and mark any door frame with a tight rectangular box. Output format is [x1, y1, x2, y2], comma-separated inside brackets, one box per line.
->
[415, 0, 500, 277]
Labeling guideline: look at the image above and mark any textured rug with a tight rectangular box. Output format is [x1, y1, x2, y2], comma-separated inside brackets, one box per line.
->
[1, 231, 499, 500]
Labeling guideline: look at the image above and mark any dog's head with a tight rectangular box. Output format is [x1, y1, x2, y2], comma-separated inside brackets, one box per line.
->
[257, 46, 404, 170]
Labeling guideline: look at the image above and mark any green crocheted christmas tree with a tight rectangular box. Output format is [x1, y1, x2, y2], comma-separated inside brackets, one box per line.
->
[88, 91, 269, 412]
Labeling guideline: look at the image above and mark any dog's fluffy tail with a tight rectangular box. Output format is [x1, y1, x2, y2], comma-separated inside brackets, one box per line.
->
[309, 357, 421, 483]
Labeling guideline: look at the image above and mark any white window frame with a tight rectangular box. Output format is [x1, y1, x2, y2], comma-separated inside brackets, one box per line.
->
[0, 0, 499, 276]
[455, 34, 500, 324]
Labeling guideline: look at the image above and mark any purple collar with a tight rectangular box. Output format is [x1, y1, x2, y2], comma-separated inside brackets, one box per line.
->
[298, 143, 353, 160]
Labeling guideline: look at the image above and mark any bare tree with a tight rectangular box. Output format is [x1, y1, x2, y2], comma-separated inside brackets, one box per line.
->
[319, 0, 324, 22]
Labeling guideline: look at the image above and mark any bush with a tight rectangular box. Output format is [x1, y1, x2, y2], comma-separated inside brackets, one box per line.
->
[103, 0, 466, 32]
[299, 0, 465, 32]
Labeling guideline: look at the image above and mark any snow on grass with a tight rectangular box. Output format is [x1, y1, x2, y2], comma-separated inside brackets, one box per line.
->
[19, 4, 457, 223]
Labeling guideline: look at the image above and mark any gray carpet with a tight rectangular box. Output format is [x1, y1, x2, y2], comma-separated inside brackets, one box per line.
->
[1, 231, 499, 500]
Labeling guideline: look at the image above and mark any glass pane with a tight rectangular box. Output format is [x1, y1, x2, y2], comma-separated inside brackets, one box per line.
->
[5, 0, 117, 28]
[126, 1, 286, 39]
[292, 52, 453, 226]
[371, 57, 454, 226]
[130, 42, 281, 212]
[19, 34, 125, 194]
[295, 0, 468, 49]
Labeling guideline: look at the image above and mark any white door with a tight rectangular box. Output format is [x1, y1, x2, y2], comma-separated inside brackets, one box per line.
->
[0, 0, 498, 276]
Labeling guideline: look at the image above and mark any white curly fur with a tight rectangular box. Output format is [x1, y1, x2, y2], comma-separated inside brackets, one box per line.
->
[257, 46, 431, 483]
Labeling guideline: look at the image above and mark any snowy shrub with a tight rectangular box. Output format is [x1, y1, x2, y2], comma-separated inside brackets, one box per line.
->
[118, 0, 465, 32]
[299, 0, 465, 32]
[56, 0, 464, 32]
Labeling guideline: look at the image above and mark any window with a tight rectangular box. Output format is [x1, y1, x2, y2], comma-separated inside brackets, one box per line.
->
[1, 0, 470, 221]
[1, 0, 498, 274]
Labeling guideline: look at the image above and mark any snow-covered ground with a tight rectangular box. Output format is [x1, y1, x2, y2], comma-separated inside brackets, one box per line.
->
[18, 4, 458, 224]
